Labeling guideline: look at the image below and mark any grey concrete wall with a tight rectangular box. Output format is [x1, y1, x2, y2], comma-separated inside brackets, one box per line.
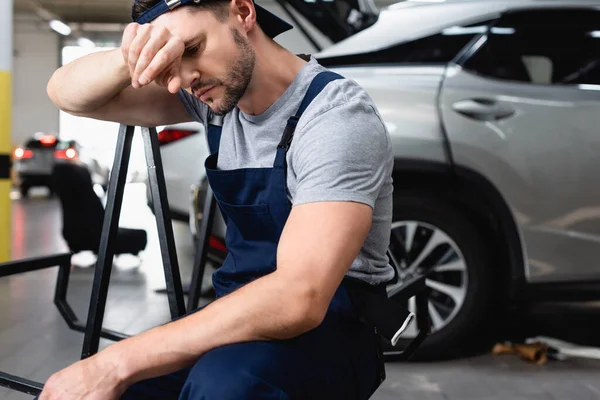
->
[12, 14, 61, 147]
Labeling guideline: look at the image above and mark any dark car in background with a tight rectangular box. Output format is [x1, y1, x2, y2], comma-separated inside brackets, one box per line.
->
[13, 133, 109, 197]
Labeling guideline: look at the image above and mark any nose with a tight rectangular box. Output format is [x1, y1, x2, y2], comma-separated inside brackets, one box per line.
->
[180, 65, 201, 90]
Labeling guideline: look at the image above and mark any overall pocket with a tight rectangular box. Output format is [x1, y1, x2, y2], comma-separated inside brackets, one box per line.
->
[217, 201, 277, 242]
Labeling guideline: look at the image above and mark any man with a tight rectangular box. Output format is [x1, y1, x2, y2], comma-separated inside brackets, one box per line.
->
[42, 0, 395, 398]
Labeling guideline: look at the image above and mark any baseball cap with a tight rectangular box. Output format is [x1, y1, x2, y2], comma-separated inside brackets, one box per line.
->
[132, 0, 293, 38]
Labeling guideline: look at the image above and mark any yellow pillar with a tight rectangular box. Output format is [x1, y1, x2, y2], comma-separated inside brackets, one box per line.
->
[0, 0, 13, 262]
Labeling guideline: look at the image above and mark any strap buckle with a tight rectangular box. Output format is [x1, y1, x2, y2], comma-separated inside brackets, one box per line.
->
[165, 0, 201, 11]
[165, 0, 181, 9]
[277, 116, 299, 150]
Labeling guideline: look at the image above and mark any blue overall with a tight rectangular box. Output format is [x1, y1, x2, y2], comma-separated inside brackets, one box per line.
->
[120, 71, 384, 399]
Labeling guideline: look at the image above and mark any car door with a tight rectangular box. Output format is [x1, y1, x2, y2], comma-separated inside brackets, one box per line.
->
[439, 7, 600, 283]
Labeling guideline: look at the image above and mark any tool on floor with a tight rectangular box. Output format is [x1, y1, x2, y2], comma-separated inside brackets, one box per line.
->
[492, 341, 551, 364]
[493, 336, 600, 364]
[527, 336, 600, 361]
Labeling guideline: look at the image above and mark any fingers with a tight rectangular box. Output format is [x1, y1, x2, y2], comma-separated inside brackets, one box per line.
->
[167, 74, 182, 94]
[132, 27, 174, 86]
[120, 23, 184, 90]
[156, 60, 183, 93]
[120, 23, 139, 68]
[128, 24, 154, 88]
[138, 39, 184, 88]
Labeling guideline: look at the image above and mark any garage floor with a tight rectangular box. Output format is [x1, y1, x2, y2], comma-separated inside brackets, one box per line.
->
[2, 184, 600, 400]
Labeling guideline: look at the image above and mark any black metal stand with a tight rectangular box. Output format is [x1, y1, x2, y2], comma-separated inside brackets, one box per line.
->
[0, 372, 44, 396]
[0, 124, 187, 396]
[0, 122, 431, 396]
[141, 127, 186, 319]
[186, 185, 217, 313]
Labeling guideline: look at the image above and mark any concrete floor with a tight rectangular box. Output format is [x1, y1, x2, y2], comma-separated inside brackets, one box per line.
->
[2, 184, 600, 400]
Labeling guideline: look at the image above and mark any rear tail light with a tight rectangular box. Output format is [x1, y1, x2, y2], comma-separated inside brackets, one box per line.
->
[39, 135, 57, 146]
[209, 236, 227, 253]
[14, 148, 33, 160]
[158, 128, 197, 146]
[54, 148, 78, 160]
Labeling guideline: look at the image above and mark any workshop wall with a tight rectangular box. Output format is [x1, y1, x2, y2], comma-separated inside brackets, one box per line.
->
[12, 14, 60, 148]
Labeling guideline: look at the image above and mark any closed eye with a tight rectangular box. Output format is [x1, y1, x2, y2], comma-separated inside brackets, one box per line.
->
[183, 44, 201, 57]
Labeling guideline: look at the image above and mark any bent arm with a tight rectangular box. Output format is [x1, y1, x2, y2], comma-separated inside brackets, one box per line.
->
[97, 201, 372, 386]
[47, 48, 191, 127]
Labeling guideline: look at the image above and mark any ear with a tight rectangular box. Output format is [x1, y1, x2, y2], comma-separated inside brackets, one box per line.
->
[231, 0, 257, 34]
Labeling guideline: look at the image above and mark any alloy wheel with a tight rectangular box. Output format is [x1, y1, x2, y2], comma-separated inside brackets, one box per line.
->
[386, 220, 468, 338]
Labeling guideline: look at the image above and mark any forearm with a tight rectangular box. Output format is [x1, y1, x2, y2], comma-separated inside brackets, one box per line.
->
[103, 271, 322, 386]
[47, 49, 131, 114]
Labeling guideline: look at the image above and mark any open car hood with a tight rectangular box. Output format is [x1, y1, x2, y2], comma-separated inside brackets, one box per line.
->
[275, 0, 380, 46]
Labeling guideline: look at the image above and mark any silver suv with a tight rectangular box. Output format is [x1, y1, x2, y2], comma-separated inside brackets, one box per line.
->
[191, 0, 600, 358]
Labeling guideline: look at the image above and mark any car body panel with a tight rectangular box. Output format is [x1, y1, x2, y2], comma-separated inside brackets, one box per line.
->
[317, 2, 504, 59]
[185, 0, 600, 291]
[440, 66, 600, 283]
[317, 0, 600, 58]
[327, 65, 449, 163]
[148, 122, 208, 217]
[15, 149, 55, 176]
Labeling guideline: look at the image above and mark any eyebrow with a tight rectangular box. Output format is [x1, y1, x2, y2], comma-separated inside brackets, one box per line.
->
[183, 33, 207, 48]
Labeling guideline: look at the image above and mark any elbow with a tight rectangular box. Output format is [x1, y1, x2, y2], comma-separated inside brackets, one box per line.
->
[47, 71, 81, 115]
[47, 72, 61, 108]
[47, 73, 67, 112]
[283, 284, 328, 337]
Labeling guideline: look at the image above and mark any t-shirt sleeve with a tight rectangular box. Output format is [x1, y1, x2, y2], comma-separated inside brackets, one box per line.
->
[177, 89, 209, 125]
[290, 98, 393, 209]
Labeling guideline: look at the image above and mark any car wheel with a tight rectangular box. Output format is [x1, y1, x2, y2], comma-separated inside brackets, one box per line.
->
[384, 193, 493, 360]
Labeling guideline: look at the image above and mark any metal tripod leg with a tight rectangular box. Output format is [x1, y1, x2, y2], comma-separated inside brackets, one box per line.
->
[186, 185, 217, 313]
[141, 127, 186, 319]
[0, 124, 189, 395]
[81, 124, 135, 359]
[81, 125, 187, 359]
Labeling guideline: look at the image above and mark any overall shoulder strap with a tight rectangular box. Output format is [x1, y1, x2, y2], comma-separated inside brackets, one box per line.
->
[278, 71, 344, 150]
[206, 112, 224, 155]
[296, 71, 344, 118]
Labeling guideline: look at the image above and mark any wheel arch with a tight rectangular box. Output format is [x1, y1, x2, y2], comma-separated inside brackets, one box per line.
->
[391, 158, 528, 302]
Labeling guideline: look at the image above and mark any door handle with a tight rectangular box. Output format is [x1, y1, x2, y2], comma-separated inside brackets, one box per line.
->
[452, 98, 515, 121]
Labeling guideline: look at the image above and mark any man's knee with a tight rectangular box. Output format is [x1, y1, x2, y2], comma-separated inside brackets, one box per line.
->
[179, 344, 288, 400]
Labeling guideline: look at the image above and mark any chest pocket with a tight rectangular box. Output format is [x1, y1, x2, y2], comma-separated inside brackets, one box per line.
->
[217, 201, 278, 242]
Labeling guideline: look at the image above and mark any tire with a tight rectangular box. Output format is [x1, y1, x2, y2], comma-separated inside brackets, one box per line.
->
[384, 192, 494, 360]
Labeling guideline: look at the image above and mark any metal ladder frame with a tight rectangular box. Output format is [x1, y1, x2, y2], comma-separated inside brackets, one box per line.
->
[0, 123, 429, 396]
[0, 125, 187, 396]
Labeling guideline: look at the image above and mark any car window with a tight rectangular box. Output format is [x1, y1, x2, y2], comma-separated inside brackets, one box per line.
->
[460, 8, 600, 86]
[25, 137, 58, 149]
[318, 20, 495, 67]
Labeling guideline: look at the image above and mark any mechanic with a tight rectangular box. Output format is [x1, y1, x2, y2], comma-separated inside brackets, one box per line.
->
[42, 0, 396, 398]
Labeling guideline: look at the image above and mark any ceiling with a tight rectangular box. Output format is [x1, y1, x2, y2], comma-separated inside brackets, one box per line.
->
[15, 0, 146, 24]
[14, 0, 399, 25]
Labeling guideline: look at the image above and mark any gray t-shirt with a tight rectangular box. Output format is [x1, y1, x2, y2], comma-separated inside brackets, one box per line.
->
[178, 57, 394, 285]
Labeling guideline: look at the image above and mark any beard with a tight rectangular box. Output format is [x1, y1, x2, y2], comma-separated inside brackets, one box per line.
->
[194, 27, 255, 116]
